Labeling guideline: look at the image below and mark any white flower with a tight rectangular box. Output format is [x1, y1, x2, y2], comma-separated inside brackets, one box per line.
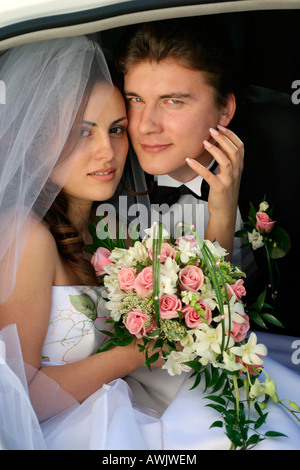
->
[144, 226, 170, 249]
[159, 258, 179, 295]
[247, 229, 264, 250]
[204, 240, 228, 259]
[249, 376, 277, 401]
[159, 274, 177, 295]
[214, 298, 246, 329]
[177, 238, 200, 263]
[128, 241, 149, 264]
[162, 349, 196, 376]
[144, 225, 169, 239]
[199, 280, 218, 309]
[264, 376, 277, 398]
[96, 287, 112, 318]
[109, 247, 135, 266]
[193, 323, 234, 358]
[109, 241, 149, 267]
[249, 378, 265, 399]
[259, 201, 269, 212]
[220, 350, 244, 372]
[180, 329, 196, 347]
[103, 278, 124, 320]
[230, 332, 268, 366]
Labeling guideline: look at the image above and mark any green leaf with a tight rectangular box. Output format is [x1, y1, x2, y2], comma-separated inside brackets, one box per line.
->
[69, 294, 97, 320]
[249, 202, 258, 224]
[210, 420, 224, 429]
[261, 313, 285, 328]
[210, 368, 220, 388]
[183, 360, 202, 372]
[99, 329, 115, 337]
[249, 289, 266, 313]
[254, 401, 264, 417]
[189, 373, 201, 390]
[205, 403, 226, 414]
[146, 328, 161, 338]
[248, 310, 268, 329]
[235, 229, 248, 238]
[267, 226, 291, 259]
[210, 373, 227, 394]
[113, 337, 133, 347]
[264, 431, 288, 438]
[204, 395, 226, 406]
[254, 412, 268, 429]
[97, 339, 115, 353]
[113, 323, 124, 338]
[204, 367, 211, 391]
[246, 433, 263, 446]
[152, 338, 164, 350]
[145, 351, 159, 365]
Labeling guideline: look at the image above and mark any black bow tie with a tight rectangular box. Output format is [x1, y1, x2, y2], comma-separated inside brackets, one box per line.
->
[149, 180, 208, 206]
[149, 161, 218, 206]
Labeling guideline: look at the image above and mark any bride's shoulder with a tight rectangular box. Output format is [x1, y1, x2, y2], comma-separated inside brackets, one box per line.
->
[21, 218, 59, 274]
[27, 218, 57, 252]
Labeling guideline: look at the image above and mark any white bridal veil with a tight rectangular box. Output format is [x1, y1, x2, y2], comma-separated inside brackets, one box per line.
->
[0, 35, 114, 449]
[0, 35, 113, 303]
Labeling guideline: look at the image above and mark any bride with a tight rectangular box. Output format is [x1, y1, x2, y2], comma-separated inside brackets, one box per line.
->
[0, 36, 299, 451]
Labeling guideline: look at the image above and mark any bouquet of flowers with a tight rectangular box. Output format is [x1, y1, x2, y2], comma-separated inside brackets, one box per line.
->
[88, 219, 299, 450]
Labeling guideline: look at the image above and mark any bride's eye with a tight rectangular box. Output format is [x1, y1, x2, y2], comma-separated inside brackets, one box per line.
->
[109, 125, 127, 137]
[80, 127, 92, 138]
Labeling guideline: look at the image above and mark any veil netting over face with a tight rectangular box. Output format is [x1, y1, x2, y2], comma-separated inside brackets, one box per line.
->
[0, 36, 113, 304]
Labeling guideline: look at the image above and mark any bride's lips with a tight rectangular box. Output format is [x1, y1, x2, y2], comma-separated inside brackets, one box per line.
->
[140, 143, 171, 153]
[88, 168, 116, 181]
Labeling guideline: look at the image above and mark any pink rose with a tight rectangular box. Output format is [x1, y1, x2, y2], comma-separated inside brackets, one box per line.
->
[178, 265, 204, 292]
[182, 305, 201, 328]
[197, 299, 212, 325]
[118, 267, 137, 290]
[148, 242, 177, 262]
[133, 266, 153, 297]
[91, 247, 112, 276]
[159, 294, 182, 319]
[230, 313, 250, 342]
[226, 279, 246, 301]
[256, 212, 276, 233]
[125, 308, 152, 338]
[182, 299, 212, 328]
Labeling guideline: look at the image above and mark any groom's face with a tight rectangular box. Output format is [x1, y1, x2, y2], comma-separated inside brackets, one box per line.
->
[124, 59, 226, 182]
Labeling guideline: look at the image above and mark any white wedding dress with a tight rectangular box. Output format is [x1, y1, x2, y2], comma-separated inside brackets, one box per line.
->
[1, 285, 300, 450]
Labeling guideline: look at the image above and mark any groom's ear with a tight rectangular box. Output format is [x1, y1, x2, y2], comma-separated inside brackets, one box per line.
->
[219, 93, 236, 127]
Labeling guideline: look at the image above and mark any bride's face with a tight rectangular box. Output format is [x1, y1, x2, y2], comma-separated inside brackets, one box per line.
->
[51, 83, 128, 208]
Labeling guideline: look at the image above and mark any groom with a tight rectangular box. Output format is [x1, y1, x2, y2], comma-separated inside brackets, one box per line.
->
[112, 17, 300, 337]
[114, 17, 246, 267]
